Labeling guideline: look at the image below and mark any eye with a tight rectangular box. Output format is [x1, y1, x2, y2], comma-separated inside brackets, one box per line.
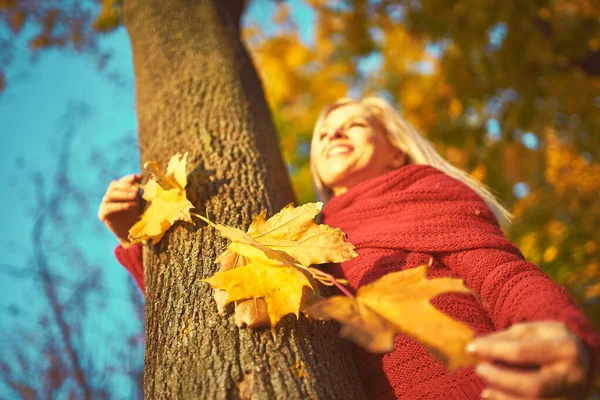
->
[348, 122, 367, 129]
[319, 131, 328, 141]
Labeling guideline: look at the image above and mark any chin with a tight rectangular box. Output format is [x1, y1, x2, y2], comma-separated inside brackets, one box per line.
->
[320, 166, 351, 185]
[324, 172, 365, 193]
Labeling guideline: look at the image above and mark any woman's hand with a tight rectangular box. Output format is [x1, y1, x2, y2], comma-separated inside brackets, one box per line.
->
[98, 174, 142, 247]
[467, 321, 591, 400]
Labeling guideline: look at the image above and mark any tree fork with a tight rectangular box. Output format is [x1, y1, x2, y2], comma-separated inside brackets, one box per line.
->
[121, 0, 366, 398]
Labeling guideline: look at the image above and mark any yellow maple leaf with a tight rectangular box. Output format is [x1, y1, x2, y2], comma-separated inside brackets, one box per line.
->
[213, 223, 303, 268]
[308, 264, 476, 370]
[129, 153, 194, 244]
[203, 256, 317, 327]
[248, 202, 357, 266]
[213, 250, 270, 328]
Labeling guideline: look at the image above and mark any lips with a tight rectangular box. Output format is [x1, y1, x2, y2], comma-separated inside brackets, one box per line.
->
[327, 143, 354, 158]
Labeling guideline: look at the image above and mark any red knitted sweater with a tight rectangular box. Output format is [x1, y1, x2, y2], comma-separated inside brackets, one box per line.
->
[115, 165, 598, 399]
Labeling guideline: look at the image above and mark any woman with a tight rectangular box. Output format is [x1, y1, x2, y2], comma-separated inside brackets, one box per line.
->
[99, 97, 598, 399]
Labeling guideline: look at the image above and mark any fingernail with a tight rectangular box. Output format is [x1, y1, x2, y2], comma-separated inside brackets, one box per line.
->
[475, 363, 489, 376]
[465, 342, 477, 353]
[480, 388, 490, 399]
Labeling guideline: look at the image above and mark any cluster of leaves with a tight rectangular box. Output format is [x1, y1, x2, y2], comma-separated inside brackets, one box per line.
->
[132, 158, 476, 370]
[203, 201, 356, 328]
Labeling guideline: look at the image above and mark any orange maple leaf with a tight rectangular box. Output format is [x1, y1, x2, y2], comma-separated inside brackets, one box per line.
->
[308, 264, 476, 370]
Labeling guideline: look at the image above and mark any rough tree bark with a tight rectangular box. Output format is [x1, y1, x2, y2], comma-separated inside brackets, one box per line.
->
[121, 0, 366, 398]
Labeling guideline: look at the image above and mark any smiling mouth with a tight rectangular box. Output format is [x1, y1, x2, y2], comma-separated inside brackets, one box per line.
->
[327, 144, 354, 158]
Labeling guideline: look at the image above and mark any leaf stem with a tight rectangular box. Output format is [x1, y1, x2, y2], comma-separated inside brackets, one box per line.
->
[333, 280, 355, 299]
[308, 267, 354, 298]
[191, 210, 215, 227]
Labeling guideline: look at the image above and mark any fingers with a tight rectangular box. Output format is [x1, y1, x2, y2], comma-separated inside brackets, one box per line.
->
[104, 188, 140, 203]
[98, 201, 138, 221]
[119, 173, 142, 183]
[471, 322, 589, 400]
[108, 176, 141, 191]
[480, 388, 524, 400]
[105, 175, 141, 202]
[469, 337, 571, 365]
[467, 324, 577, 365]
[476, 362, 567, 398]
[480, 387, 562, 400]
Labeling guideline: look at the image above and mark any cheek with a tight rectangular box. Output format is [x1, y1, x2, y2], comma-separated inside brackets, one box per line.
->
[369, 137, 397, 167]
[354, 137, 379, 165]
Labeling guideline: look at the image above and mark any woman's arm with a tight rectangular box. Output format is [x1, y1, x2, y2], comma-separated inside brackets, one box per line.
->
[438, 243, 598, 398]
[115, 243, 144, 295]
[98, 173, 145, 295]
[437, 247, 597, 348]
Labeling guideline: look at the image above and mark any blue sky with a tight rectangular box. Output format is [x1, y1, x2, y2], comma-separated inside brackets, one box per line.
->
[0, 1, 315, 397]
[0, 24, 143, 396]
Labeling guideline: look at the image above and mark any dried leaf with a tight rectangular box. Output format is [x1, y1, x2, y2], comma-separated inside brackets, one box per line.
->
[308, 296, 397, 353]
[308, 264, 476, 370]
[129, 153, 194, 244]
[248, 202, 357, 266]
[166, 152, 188, 189]
[214, 223, 302, 268]
[214, 250, 247, 315]
[234, 298, 270, 328]
[211, 202, 357, 271]
[204, 256, 317, 327]
[205, 202, 355, 328]
[141, 179, 162, 202]
[246, 202, 321, 237]
[92, 0, 121, 33]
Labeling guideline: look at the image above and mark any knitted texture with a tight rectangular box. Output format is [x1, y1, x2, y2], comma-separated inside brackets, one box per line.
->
[321, 164, 599, 400]
[114, 164, 598, 399]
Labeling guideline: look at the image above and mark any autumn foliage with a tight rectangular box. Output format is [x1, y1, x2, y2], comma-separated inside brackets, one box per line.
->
[241, 0, 600, 347]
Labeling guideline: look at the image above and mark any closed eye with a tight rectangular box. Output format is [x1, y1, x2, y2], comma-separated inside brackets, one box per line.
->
[348, 122, 367, 129]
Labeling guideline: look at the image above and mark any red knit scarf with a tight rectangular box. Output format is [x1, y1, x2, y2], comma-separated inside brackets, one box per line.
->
[322, 164, 516, 256]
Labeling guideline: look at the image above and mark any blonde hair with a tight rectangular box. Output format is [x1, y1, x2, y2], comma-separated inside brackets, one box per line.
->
[310, 97, 512, 226]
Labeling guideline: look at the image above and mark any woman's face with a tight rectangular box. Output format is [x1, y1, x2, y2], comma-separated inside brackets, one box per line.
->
[312, 104, 406, 196]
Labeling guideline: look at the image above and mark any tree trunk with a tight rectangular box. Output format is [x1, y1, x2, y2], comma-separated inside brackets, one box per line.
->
[121, 0, 366, 398]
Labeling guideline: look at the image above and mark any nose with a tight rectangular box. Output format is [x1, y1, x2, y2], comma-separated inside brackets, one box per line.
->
[327, 127, 347, 141]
